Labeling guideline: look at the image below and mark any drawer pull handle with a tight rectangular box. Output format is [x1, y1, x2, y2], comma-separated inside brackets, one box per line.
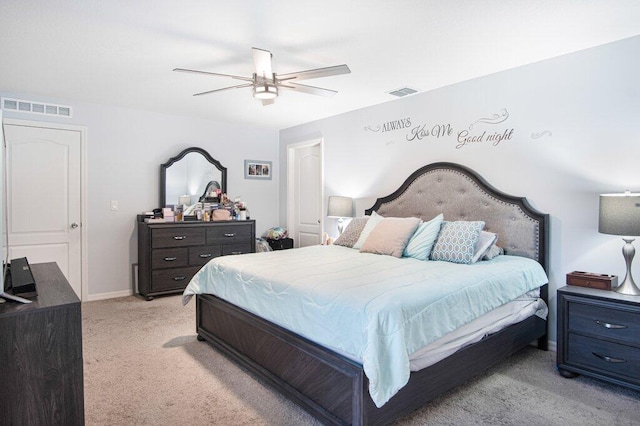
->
[173, 276, 186, 281]
[592, 352, 627, 363]
[164, 257, 177, 261]
[595, 320, 627, 330]
[173, 236, 187, 240]
[231, 251, 243, 255]
[224, 233, 236, 237]
[199, 254, 212, 258]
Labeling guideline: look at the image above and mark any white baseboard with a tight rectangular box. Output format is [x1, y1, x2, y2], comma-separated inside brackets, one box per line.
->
[85, 289, 133, 302]
[547, 340, 557, 352]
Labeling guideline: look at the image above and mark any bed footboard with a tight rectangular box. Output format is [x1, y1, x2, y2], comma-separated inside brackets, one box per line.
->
[196, 293, 547, 426]
[196, 293, 365, 425]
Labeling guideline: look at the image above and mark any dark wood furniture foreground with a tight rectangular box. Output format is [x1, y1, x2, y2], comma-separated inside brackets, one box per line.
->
[138, 220, 255, 300]
[0, 262, 84, 426]
[195, 162, 549, 425]
[557, 285, 640, 390]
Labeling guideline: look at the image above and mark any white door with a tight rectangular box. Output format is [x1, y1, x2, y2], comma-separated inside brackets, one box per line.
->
[3, 120, 83, 299]
[289, 142, 322, 247]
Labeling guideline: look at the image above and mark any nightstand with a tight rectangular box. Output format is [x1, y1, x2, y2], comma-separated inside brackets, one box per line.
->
[557, 285, 640, 391]
[266, 238, 294, 250]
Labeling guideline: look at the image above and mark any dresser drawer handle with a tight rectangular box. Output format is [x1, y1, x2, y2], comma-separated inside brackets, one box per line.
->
[592, 352, 627, 363]
[173, 236, 187, 240]
[173, 276, 186, 281]
[230, 251, 243, 255]
[199, 253, 212, 258]
[224, 233, 236, 237]
[595, 320, 627, 329]
[164, 257, 178, 261]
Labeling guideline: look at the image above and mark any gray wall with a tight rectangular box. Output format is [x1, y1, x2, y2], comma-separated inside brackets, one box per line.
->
[280, 35, 640, 344]
[1, 96, 280, 299]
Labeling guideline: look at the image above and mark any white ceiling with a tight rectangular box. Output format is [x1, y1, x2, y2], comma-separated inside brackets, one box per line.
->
[1, 1, 639, 130]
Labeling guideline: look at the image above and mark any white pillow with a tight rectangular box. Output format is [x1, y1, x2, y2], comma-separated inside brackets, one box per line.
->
[472, 231, 498, 263]
[403, 214, 444, 260]
[353, 211, 384, 249]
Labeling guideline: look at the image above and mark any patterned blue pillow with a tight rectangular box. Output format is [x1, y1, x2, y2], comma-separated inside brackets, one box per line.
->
[430, 221, 485, 264]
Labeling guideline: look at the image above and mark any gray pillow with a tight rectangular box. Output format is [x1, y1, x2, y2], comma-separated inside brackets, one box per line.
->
[430, 221, 485, 264]
[482, 243, 504, 260]
[333, 217, 369, 248]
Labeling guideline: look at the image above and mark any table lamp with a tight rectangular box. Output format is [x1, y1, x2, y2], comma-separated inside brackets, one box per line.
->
[599, 191, 640, 295]
[327, 196, 354, 234]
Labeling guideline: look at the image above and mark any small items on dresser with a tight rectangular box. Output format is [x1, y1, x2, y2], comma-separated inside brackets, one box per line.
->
[566, 271, 618, 291]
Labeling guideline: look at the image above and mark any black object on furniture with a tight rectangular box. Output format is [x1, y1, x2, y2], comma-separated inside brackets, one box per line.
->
[195, 162, 549, 425]
[557, 285, 640, 390]
[0, 262, 84, 425]
[138, 220, 256, 300]
[266, 237, 294, 250]
[6, 257, 37, 296]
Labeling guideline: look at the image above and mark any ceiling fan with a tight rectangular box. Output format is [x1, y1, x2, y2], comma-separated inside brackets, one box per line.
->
[174, 47, 351, 105]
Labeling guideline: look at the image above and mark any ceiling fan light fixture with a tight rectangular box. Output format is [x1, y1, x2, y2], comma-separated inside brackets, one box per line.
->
[253, 83, 278, 100]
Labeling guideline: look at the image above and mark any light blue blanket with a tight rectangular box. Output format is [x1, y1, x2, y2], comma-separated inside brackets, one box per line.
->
[183, 245, 548, 407]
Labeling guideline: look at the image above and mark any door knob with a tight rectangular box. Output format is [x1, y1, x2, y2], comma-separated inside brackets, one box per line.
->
[71, 223, 79, 229]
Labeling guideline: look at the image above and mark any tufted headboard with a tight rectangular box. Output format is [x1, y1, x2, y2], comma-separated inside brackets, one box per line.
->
[364, 162, 549, 273]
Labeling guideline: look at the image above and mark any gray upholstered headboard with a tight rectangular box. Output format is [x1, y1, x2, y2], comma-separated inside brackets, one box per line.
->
[364, 162, 549, 272]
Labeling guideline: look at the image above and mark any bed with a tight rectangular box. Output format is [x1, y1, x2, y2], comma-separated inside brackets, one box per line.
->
[184, 162, 549, 425]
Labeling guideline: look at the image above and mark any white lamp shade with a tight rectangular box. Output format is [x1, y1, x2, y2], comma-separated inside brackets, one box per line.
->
[327, 196, 354, 218]
[599, 193, 640, 236]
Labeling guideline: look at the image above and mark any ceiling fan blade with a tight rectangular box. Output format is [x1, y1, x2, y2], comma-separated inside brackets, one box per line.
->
[280, 82, 338, 97]
[262, 99, 275, 106]
[252, 47, 273, 78]
[193, 83, 253, 96]
[277, 64, 350, 82]
[173, 68, 253, 82]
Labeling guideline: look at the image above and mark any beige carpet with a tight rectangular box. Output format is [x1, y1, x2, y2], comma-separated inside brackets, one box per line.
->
[82, 295, 640, 425]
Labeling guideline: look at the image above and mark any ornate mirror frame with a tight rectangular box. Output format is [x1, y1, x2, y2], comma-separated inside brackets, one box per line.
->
[160, 147, 227, 208]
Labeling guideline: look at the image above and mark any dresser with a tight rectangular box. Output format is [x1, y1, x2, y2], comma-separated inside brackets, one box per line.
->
[0, 262, 84, 425]
[138, 220, 256, 300]
[557, 285, 640, 391]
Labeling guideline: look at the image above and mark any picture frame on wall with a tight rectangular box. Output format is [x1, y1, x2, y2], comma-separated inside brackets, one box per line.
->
[244, 160, 272, 180]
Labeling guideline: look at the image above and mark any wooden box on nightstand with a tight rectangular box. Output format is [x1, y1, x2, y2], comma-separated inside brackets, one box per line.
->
[557, 285, 640, 391]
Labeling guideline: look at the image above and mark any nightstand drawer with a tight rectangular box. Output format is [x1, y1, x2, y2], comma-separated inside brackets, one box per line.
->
[569, 302, 640, 345]
[152, 248, 189, 269]
[151, 266, 201, 291]
[567, 333, 640, 384]
[189, 246, 222, 266]
[152, 227, 205, 248]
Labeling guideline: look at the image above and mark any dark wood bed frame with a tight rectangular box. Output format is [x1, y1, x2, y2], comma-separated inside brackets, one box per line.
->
[195, 162, 549, 425]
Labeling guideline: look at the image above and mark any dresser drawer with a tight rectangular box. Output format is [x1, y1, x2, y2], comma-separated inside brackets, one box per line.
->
[567, 333, 640, 384]
[207, 224, 252, 244]
[189, 245, 222, 266]
[222, 243, 252, 256]
[151, 266, 201, 292]
[569, 302, 640, 345]
[152, 227, 205, 248]
[152, 248, 188, 269]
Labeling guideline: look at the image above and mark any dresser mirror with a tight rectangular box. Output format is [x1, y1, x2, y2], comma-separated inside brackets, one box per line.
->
[160, 147, 227, 208]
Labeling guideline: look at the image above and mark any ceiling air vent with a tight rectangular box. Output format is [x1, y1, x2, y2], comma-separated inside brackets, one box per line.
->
[1, 97, 73, 118]
[387, 87, 418, 97]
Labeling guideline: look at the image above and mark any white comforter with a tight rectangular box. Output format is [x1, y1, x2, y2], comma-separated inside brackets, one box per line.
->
[183, 245, 548, 407]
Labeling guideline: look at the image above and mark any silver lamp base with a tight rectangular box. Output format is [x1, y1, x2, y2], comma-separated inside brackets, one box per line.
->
[615, 238, 640, 296]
